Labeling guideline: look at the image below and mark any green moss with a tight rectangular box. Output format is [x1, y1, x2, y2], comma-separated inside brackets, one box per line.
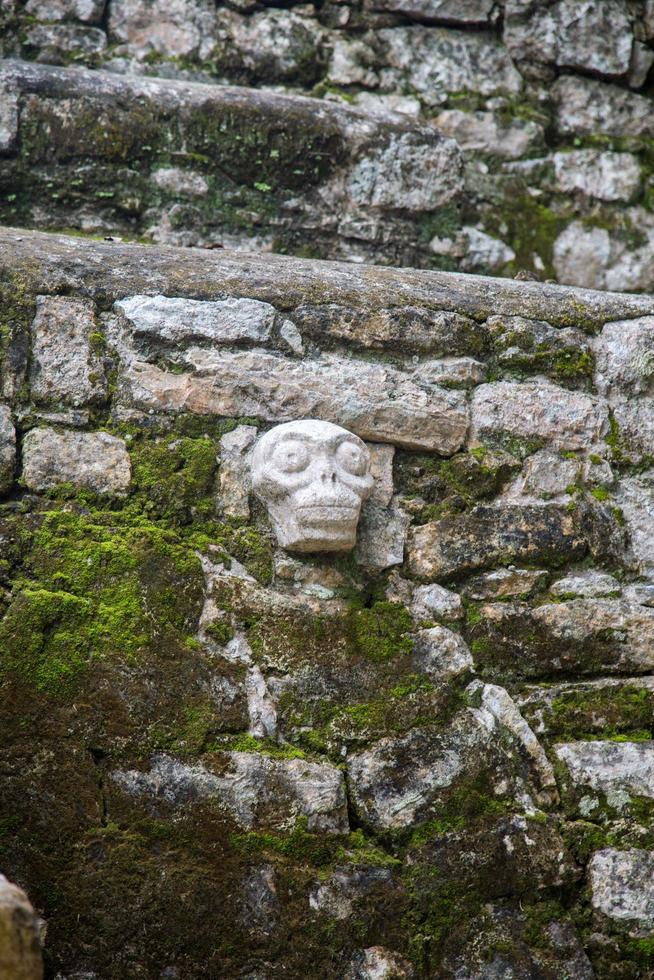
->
[204, 620, 235, 645]
[129, 434, 217, 524]
[484, 190, 566, 280]
[0, 511, 204, 698]
[224, 734, 306, 760]
[346, 601, 413, 662]
[548, 684, 653, 739]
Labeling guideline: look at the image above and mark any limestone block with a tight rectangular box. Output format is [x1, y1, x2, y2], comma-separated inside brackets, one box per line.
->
[553, 150, 641, 202]
[22, 428, 131, 494]
[555, 741, 654, 801]
[505, 0, 633, 78]
[112, 752, 349, 833]
[122, 350, 470, 453]
[109, 0, 216, 59]
[550, 569, 621, 599]
[218, 424, 258, 519]
[463, 568, 548, 601]
[25, 0, 105, 21]
[345, 946, 414, 979]
[30, 295, 106, 406]
[435, 108, 542, 159]
[470, 380, 606, 452]
[115, 294, 277, 345]
[151, 168, 208, 197]
[412, 625, 473, 683]
[590, 849, 654, 936]
[0, 82, 18, 153]
[212, 8, 327, 85]
[0, 404, 15, 494]
[369, 0, 495, 24]
[553, 75, 654, 140]
[410, 584, 463, 622]
[25, 23, 106, 60]
[379, 27, 522, 107]
[355, 499, 409, 571]
[346, 131, 462, 211]
[615, 471, 654, 576]
[407, 504, 584, 580]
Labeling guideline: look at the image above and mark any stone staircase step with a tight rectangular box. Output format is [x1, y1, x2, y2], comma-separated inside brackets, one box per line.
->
[0, 59, 462, 265]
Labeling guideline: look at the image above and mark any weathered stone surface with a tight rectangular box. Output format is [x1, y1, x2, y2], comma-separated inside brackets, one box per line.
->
[347, 690, 553, 832]
[505, 0, 633, 78]
[218, 424, 258, 519]
[410, 583, 463, 621]
[25, 0, 104, 22]
[552, 150, 640, 202]
[590, 849, 654, 936]
[594, 317, 654, 396]
[505, 448, 580, 502]
[30, 295, 106, 406]
[470, 381, 606, 453]
[407, 504, 585, 580]
[515, 676, 654, 737]
[553, 75, 654, 140]
[345, 946, 414, 979]
[346, 130, 462, 210]
[115, 295, 278, 345]
[121, 349, 469, 453]
[212, 8, 327, 86]
[553, 222, 613, 292]
[555, 740, 654, 801]
[22, 428, 131, 494]
[1, 223, 654, 977]
[109, 0, 216, 59]
[463, 567, 549, 601]
[594, 317, 654, 462]
[379, 27, 522, 107]
[0, 82, 18, 153]
[0, 60, 462, 267]
[355, 498, 409, 570]
[25, 22, 107, 62]
[346, 715, 477, 831]
[291, 305, 486, 356]
[112, 752, 349, 833]
[615, 471, 654, 576]
[550, 569, 621, 599]
[436, 107, 542, 159]
[412, 625, 473, 683]
[471, 599, 654, 678]
[309, 867, 395, 922]
[3, 229, 654, 329]
[0, 876, 43, 980]
[0, 404, 15, 494]
[369, 0, 495, 24]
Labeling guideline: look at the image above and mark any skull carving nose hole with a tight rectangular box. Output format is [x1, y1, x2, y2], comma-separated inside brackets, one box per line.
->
[331, 473, 336, 482]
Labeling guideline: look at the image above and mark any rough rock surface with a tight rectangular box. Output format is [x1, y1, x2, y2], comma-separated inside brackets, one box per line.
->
[0, 877, 43, 980]
[590, 850, 654, 935]
[0, 231, 652, 978]
[22, 428, 131, 494]
[0, 0, 653, 288]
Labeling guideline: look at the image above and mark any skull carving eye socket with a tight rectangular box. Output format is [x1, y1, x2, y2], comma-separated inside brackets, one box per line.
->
[336, 440, 368, 476]
[271, 439, 310, 474]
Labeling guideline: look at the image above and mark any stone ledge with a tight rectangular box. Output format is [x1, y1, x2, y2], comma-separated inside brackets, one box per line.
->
[1, 227, 653, 328]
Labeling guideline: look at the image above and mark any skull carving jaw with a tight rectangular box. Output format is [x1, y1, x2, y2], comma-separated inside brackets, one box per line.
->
[251, 420, 374, 553]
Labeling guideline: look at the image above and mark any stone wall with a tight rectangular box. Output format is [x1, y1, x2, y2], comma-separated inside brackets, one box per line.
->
[3, 1, 654, 288]
[1, 227, 654, 978]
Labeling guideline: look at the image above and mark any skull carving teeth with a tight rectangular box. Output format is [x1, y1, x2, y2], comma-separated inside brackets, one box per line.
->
[251, 420, 374, 553]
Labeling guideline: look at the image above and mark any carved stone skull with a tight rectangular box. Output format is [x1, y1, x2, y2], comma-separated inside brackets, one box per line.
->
[251, 420, 374, 553]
